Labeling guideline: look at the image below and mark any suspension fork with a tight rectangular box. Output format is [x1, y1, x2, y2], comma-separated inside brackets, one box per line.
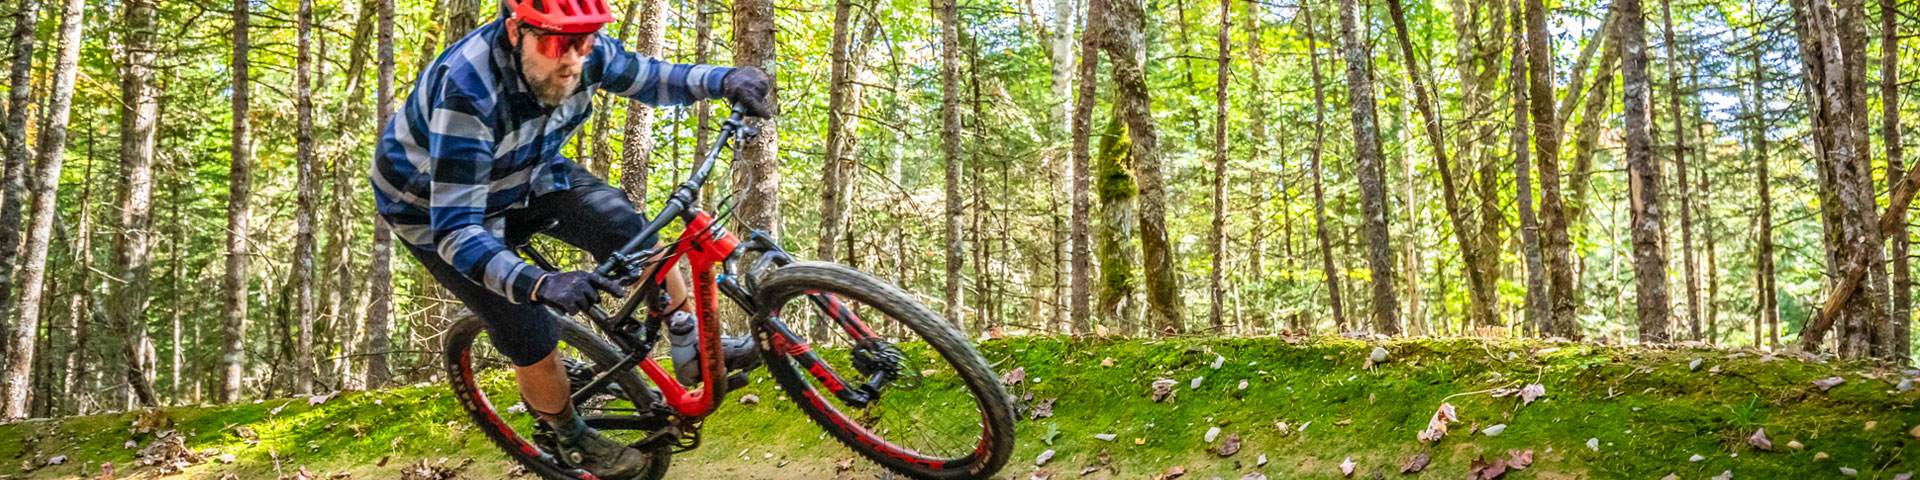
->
[728, 232, 891, 408]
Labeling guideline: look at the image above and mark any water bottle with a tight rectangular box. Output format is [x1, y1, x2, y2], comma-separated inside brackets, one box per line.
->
[666, 310, 701, 386]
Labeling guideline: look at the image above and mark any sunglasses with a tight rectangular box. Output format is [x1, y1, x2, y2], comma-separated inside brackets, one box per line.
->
[520, 23, 594, 58]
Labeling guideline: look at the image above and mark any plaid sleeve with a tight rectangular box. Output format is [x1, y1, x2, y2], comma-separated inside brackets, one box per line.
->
[426, 93, 548, 303]
[595, 35, 734, 106]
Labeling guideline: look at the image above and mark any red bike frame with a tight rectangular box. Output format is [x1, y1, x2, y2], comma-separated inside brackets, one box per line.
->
[629, 210, 739, 417]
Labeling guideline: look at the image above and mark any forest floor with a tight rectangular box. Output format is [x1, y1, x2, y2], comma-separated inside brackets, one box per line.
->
[2, 336, 1918, 479]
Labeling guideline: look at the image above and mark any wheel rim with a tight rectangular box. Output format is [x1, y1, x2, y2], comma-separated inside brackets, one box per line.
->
[452, 326, 653, 474]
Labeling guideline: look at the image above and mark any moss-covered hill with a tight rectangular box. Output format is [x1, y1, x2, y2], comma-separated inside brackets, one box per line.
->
[2, 337, 1917, 479]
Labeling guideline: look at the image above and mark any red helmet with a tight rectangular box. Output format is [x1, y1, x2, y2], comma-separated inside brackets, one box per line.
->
[507, 0, 614, 34]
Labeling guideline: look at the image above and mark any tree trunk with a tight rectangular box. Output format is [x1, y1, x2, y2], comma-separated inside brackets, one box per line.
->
[1104, 0, 1183, 335]
[1093, 113, 1139, 331]
[730, 0, 780, 234]
[1206, 0, 1229, 332]
[1794, 0, 1887, 357]
[1618, 0, 1671, 343]
[1509, 0, 1546, 335]
[1068, 0, 1099, 334]
[1530, 0, 1579, 338]
[619, 0, 669, 198]
[1338, 0, 1398, 335]
[1747, 37, 1777, 349]
[817, 0, 863, 264]
[1660, 0, 1699, 341]
[0, 0, 79, 420]
[1303, 8, 1345, 332]
[1385, 0, 1489, 331]
[1882, 0, 1907, 362]
[937, 0, 965, 326]
[0, 0, 42, 363]
[109, 0, 162, 407]
[361, 0, 398, 391]
[61, 136, 95, 415]
[290, 0, 320, 394]
[220, 0, 254, 403]
[327, 0, 379, 391]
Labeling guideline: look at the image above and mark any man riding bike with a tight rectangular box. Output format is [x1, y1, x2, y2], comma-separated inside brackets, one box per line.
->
[369, 0, 771, 477]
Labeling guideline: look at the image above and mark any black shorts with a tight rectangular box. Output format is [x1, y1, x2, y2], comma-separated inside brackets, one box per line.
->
[403, 161, 656, 367]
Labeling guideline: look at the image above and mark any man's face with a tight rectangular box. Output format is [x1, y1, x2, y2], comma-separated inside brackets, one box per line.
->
[510, 21, 592, 106]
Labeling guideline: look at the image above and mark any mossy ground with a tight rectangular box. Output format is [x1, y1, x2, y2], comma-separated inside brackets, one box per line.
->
[2, 336, 1916, 479]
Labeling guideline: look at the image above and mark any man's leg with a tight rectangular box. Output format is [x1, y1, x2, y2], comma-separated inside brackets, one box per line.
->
[402, 244, 649, 477]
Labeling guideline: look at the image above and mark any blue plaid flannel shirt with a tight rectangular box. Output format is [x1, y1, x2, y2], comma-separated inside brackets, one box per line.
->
[371, 19, 732, 304]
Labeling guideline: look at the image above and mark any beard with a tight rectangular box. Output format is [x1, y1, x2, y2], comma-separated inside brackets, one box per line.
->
[525, 67, 580, 107]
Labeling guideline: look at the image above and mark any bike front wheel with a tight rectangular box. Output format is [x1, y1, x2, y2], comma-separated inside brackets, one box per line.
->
[752, 261, 1015, 480]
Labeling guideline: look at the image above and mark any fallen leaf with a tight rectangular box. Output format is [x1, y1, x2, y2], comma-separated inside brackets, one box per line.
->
[308, 393, 334, 406]
[1892, 473, 1912, 480]
[1507, 450, 1533, 470]
[1339, 457, 1356, 477]
[1134, 438, 1145, 445]
[1035, 449, 1055, 466]
[1865, 421, 1878, 431]
[1029, 467, 1053, 480]
[1417, 403, 1457, 442]
[1690, 454, 1706, 462]
[1521, 384, 1546, 405]
[1469, 455, 1508, 480]
[1100, 357, 1114, 367]
[1093, 433, 1116, 442]
[1205, 426, 1222, 443]
[1369, 347, 1389, 363]
[1814, 377, 1846, 391]
[1241, 473, 1268, 480]
[1237, 379, 1249, 390]
[1690, 358, 1704, 371]
[1841, 466, 1859, 476]
[1787, 440, 1805, 450]
[1482, 424, 1507, 436]
[1214, 433, 1241, 457]
[1211, 354, 1226, 369]
[1151, 379, 1178, 402]
[1712, 470, 1733, 480]
[1030, 398, 1056, 419]
[1815, 452, 1831, 461]
[1399, 453, 1430, 473]
[1190, 377, 1205, 389]
[835, 457, 854, 471]
[46, 456, 66, 466]
[1749, 428, 1773, 451]
[1152, 465, 1186, 480]
[1002, 367, 1027, 386]
[1586, 438, 1600, 451]
[1095, 324, 1110, 338]
[1661, 475, 1679, 480]
[1257, 453, 1268, 466]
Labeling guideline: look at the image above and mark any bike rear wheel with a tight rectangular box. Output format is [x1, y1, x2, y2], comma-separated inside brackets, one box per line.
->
[752, 261, 1015, 480]
[444, 315, 674, 480]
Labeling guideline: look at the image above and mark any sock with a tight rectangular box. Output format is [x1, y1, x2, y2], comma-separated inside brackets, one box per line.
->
[552, 414, 590, 444]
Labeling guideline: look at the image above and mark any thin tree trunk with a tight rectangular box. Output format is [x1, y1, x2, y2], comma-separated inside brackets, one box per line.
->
[1304, 8, 1346, 331]
[619, 0, 669, 199]
[1509, 0, 1546, 335]
[290, 0, 320, 395]
[1207, 0, 1230, 332]
[62, 136, 94, 415]
[0, 0, 79, 420]
[1882, 0, 1908, 363]
[817, 0, 861, 264]
[1338, 0, 1398, 334]
[1068, 0, 1099, 334]
[1102, 0, 1182, 335]
[1748, 30, 1777, 349]
[1618, 0, 1671, 343]
[326, 0, 378, 390]
[1660, 0, 1700, 341]
[1531, 0, 1578, 338]
[110, 0, 162, 406]
[220, 0, 254, 403]
[937, 0, 965, 326]
[730, 0, 780, 234]
[1386, 0, 1489, 330]
[360, 0, 397, 390]
[0, 0, 42, 361]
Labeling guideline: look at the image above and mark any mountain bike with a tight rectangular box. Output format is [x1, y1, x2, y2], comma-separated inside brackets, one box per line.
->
[442, 111, 1016, 480]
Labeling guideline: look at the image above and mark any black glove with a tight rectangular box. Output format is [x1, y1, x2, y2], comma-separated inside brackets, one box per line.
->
[533, 271, 625, 315]
[721, 67, 774, 118]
